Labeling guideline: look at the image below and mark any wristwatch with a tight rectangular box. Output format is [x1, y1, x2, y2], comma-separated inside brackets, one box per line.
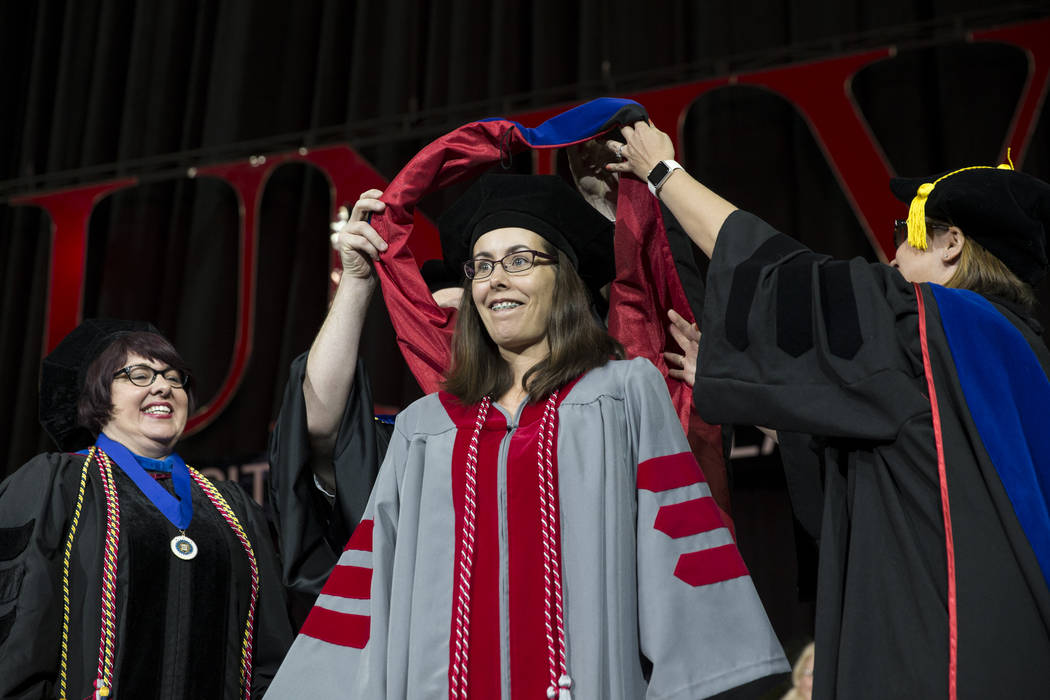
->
[647, 160, 683, 197]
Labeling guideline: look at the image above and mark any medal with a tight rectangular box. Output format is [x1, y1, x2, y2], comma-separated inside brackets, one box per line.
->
[170, 532, 198, 560]
[96, 434, 198, 560]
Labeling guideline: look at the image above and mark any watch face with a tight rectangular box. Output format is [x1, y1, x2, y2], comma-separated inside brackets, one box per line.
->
[648, 161, 671, 186]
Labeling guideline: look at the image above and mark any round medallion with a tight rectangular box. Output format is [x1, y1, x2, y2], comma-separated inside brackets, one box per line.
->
[170, 534, 198, 560]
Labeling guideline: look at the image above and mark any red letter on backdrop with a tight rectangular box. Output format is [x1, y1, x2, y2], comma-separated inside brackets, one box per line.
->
[10, 179, 136, 354]
[973, 18, 1050, 166]
[187, 144, 438, 433]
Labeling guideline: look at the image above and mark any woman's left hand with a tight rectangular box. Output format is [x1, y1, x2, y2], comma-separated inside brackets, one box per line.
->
[604, 121, 676, 181]
[664, 309, 700, 387]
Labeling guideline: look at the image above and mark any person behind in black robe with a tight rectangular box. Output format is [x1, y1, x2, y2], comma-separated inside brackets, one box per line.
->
[0, 319, 292, 699]
[606, 122, 1050, 698]
[268, 191, 464, 610]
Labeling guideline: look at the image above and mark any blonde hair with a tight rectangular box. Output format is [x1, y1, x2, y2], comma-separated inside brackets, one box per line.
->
[781, 641, 815, 700]
[946, 235, 1036, 312]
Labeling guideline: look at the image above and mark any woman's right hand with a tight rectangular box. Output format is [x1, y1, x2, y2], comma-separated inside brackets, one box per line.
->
[330, 189, 389, 282]
[604, 121, 676, 182]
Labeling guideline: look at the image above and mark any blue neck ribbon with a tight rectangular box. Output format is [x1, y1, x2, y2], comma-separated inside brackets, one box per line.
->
[95, 432, 193, 531]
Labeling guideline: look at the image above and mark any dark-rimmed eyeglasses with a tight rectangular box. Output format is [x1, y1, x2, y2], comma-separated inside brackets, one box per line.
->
[893, 219, 952, 248]
[113, 364, 189, 388]
[463, 249, 557, 281]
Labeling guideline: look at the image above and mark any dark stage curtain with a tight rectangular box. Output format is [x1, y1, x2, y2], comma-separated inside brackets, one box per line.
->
[2, 0, 1048, 668]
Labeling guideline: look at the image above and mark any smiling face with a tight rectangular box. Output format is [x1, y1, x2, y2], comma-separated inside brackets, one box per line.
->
[470, 227, 557, 359]
[101, 352, 188, 458]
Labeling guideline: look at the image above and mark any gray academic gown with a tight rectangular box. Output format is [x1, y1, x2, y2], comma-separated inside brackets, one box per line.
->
[269, 357, 787, 699]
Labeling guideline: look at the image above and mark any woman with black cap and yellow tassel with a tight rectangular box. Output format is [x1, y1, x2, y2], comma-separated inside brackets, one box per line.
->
[0, 320, 292, 698]
[608, 121, 1050, 699]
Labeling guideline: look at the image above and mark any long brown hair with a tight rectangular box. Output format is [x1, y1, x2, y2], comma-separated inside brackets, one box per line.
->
[947, 235, 1036, 312]
[443, 245, 624, 404]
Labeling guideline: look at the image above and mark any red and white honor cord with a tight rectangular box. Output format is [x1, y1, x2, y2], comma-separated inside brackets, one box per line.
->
[537, 392, 572, 700]
[450, 395, 492, 699]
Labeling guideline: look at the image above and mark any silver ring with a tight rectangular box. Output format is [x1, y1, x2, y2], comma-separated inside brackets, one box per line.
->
[617, 144, 625, 160]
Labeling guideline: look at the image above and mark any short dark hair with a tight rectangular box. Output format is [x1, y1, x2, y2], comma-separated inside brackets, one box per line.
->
[77, 332, 194, 436]
[443, 243, 624, 404]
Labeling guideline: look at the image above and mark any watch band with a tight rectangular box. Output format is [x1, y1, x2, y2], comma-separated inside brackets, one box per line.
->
[647, 159, 683, 197]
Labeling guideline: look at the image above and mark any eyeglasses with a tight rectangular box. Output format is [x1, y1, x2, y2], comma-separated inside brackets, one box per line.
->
[893, 219, 951, 248]
[113, 364, 189, 388]
[463, 249, 557, 281]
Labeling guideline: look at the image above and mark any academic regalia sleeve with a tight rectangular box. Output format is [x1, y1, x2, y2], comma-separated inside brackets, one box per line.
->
[694, 210, 929, 440]
[625, 359, 789, 698]
[268, 351, 391, 597]
[266, 421, 406, 698]
[0, 453, 78, 699]
[775, 431, 825, 541]
[213, 481, 294, 696]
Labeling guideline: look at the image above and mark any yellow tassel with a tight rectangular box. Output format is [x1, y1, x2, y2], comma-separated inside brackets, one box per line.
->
[999, 147, 1014, 170]
[906, 182, 934, 250]
[904, 159, 1013, 250]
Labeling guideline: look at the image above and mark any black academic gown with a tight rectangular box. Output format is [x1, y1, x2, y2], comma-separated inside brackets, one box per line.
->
[0, 452, 292, 699]
[268, 352, 392, 599]
[694, 210, 1050, 699]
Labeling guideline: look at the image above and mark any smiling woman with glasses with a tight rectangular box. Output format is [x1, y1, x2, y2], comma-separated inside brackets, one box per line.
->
[269, 173, 786, 698]
[0, 319, 292, 698]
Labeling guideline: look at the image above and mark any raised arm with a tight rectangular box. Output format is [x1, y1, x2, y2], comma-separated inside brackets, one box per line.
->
[303, 190, 388, 491]
[605, 121, 737, 258]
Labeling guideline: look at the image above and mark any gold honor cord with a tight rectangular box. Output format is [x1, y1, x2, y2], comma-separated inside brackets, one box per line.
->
[59, 447, 95, 700]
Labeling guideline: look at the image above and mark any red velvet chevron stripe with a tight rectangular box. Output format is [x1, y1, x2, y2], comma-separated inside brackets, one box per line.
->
[343, 519, 374, 552]
[300, 609, 371, 649]
[300, 518, 375, 648]
[637, 452, 703, 491]
[674, 545, 749, 587]
[653, 497, 726, 538]
[322, 565, 372, 599]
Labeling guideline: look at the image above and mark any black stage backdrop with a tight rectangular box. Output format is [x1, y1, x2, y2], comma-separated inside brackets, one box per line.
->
[2, 0, 1049, 666]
